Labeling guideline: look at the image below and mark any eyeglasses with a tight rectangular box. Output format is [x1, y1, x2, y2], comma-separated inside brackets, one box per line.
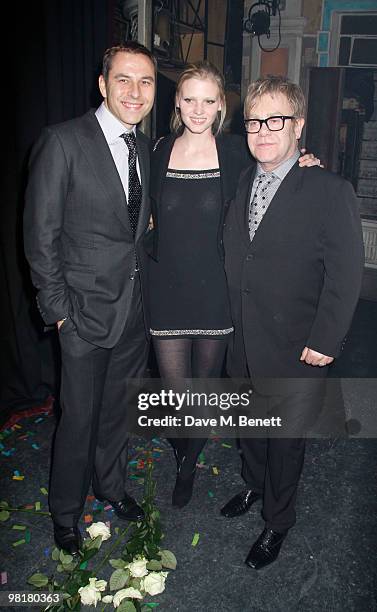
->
[244, 115, 296, 133]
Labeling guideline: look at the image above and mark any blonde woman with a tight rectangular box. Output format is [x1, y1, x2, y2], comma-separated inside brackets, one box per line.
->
[146, 61, 319, 508]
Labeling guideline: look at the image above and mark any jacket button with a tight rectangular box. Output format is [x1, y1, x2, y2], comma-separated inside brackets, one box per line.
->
[129, 274, 135, 280]
[246, 254, 254, 261]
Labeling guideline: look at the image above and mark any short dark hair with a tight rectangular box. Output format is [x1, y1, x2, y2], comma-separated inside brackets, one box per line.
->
[102, 42, 157, 82]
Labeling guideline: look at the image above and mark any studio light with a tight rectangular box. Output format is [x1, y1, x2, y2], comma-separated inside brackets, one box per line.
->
[243, 1, 281, 52]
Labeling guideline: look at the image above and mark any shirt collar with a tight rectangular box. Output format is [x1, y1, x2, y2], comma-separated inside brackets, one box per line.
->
[256, 149, 300, 182]
[95, 102, 136, 144]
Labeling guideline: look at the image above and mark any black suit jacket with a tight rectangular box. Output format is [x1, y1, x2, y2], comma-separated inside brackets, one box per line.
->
[224, 162, 364, 377]
[24, 109, 151, 348]
[145, 132, 252, 262]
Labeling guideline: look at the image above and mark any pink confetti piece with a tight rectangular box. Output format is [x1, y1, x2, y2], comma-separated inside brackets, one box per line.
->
[0, 571, 7, 584]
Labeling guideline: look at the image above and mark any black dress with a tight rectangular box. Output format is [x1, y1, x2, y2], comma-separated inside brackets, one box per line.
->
[149, 168, 233, 338]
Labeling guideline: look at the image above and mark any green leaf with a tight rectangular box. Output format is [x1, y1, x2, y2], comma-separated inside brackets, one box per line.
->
[80, 547, 100, 562]
[146, 560, 162, 571]
[109, 558, 128, 569]
[0, 510, 10, 521]
[159, 549, 177, 570]
[66, 594, 81, 611]
[109, 568, 130, 591]
[27, 573, 49, 587]
[130, 578, 141, 590]
[64, 580, 83, 597]
[118, 601, 137, 612]
[51, 547, 60, 561]
[56, 564, 65, 573]
[59, 550, 74, 565]
[75, 569, 94, 586]
[0, 500, 9, 509]
[83, 534, 102, 550]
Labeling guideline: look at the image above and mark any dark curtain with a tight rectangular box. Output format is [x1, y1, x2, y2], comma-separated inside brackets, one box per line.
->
[1, 0, 116, 424]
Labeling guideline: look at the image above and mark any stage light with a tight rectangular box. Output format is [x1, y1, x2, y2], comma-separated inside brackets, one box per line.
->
[243, 1, 282, 52]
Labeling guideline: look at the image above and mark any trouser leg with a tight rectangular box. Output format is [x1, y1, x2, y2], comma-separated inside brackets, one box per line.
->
[49, 325, 110, 527]
[93, 278, 149, 500]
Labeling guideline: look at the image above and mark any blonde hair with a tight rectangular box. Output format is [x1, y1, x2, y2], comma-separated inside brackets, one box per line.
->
[170, 61, 226, 136]
[244, 76, 306, 119]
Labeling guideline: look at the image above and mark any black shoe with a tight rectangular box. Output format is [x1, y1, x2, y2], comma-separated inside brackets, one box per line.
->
[53, 523, 82, 556]
[172, 469, 196, 508]
[220, 489, 261, 518]
[245, 528, 287, 570]
[171, 454, 196, 508]
[98, 493, 145, 522]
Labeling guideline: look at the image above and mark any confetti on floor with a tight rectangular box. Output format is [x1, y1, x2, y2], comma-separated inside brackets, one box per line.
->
[12, 539, 26, 547]
[84, 514, 93, 523]
[212, 466, 219, 475]
[191, 533, 200, 547]
[0, 571, 8, 585]
[40, 487, 48, 495]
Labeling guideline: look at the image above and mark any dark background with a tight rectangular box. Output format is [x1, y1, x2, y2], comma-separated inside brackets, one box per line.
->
[1, 0, 116, 424]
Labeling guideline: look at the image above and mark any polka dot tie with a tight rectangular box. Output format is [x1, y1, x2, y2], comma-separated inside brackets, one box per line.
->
[120, 132, 142, 237]
[248, 172, 277, 241]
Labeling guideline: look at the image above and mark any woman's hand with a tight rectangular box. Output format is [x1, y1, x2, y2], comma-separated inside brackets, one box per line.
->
[298, 148, 323, 168]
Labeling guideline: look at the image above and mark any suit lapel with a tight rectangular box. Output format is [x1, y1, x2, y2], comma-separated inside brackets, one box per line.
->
[251, 162, 302, 246]
[77, 111, 132, 233]
[234, 164, 256, 249]
[135, 132, 151, 242]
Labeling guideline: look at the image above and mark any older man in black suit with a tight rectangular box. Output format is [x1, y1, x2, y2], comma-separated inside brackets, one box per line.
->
[221, 76, 364, 569]
[24, 42, 156, 554]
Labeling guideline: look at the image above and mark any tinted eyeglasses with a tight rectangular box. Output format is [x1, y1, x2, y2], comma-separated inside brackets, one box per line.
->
[244, 115, 295, 133]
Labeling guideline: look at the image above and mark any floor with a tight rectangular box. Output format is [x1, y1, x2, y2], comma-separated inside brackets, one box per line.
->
[0, 298, 376, 611]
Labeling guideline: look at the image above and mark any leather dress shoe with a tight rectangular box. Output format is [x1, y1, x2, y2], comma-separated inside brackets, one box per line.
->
[220, 489, 261, 518]
[98, 493, 145, 522]
[245, 528, 287, 570]
[53, 523, 82, 556]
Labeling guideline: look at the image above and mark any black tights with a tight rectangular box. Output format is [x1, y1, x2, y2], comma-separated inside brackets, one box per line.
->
[152, 337, 229, 472]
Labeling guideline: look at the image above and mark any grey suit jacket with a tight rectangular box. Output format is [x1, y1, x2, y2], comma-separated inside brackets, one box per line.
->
[24, 109, 151, 348]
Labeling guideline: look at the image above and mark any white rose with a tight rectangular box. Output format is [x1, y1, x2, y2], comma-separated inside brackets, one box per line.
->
[127, 558, 148, 578]
[94, 579, 107, 592]
[142, 571, 167, 596]
[78, 579, 102, 607]
[102, 595, 113, 604]
[86, 521, 111, 541]
[113, 587, 143, 607]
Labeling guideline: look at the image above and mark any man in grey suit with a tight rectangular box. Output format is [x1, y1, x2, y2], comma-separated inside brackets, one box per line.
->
[24, 42, 156, 554]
